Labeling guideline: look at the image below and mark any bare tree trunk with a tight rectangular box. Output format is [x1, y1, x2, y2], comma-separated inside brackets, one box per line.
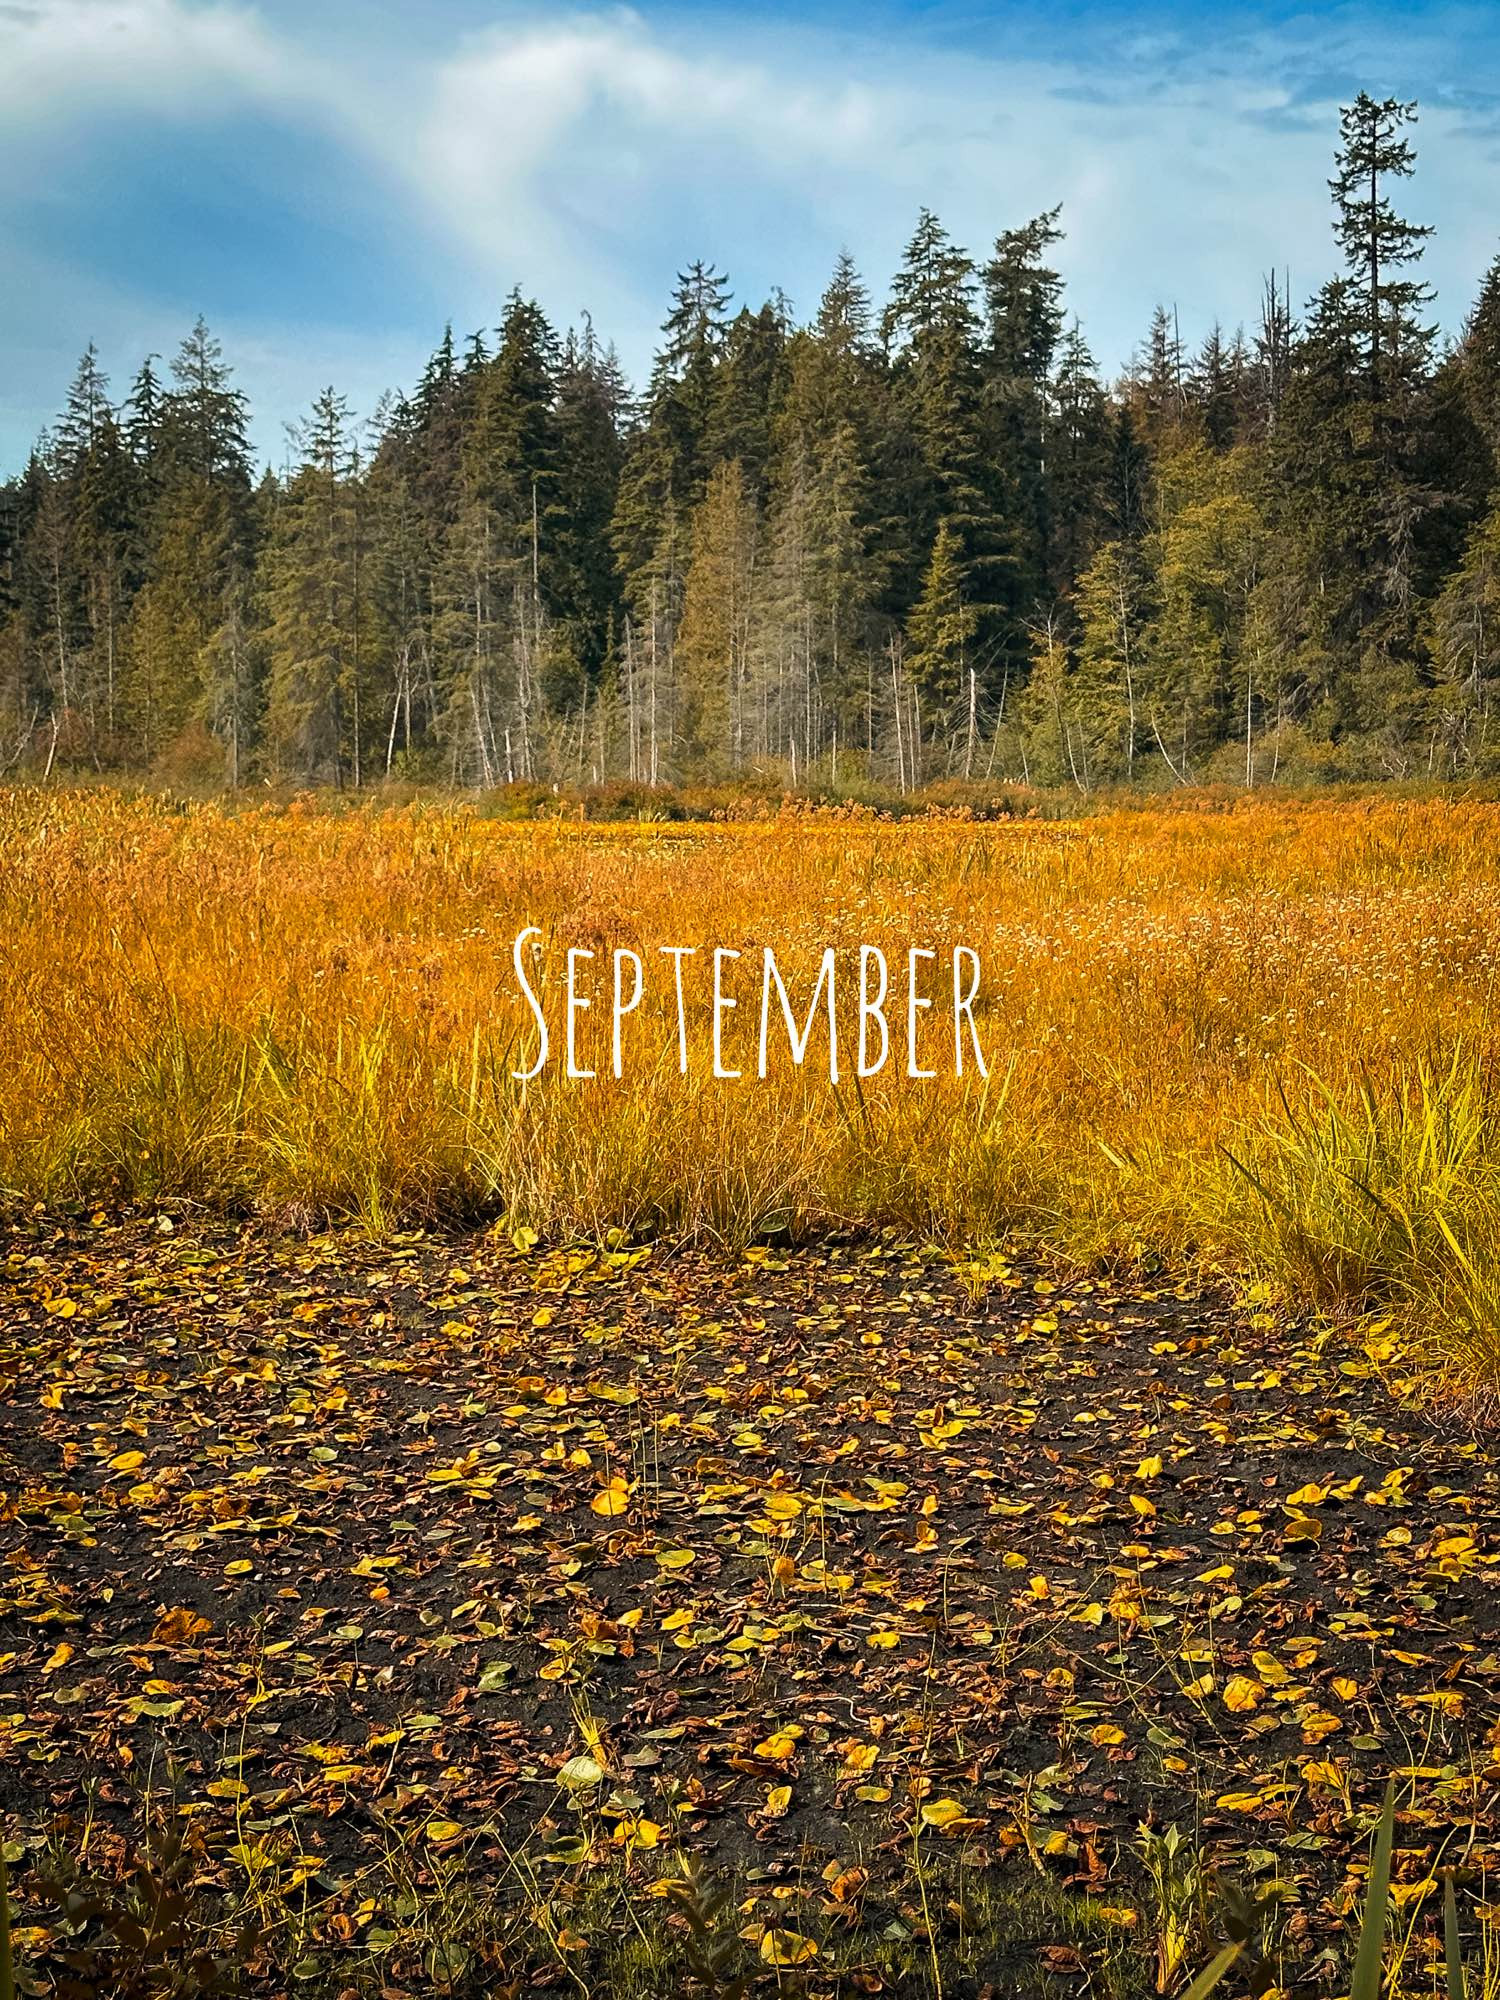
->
[1117, 573, 1136, 779]
[471, 679, 496, 787]
[385, 660, 403, 776]
[985, 661, 1009, 779]
[889, 638, 905, 795]
[1151, 711, 1190, 785]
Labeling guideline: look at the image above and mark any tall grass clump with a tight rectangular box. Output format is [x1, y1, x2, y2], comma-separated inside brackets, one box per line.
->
[1209, 1052, 1500, 1381]
[6, 787, 1500, 1375]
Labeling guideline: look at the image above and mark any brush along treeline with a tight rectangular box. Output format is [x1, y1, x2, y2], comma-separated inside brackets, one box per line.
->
[5, 787, 1500, 1375]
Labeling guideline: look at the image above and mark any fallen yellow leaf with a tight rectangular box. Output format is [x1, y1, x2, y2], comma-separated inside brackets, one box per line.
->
[1223, 1675, 1264, 1714]
[154, 1606, 212, 1646]
[760, 1929, 818, 1967]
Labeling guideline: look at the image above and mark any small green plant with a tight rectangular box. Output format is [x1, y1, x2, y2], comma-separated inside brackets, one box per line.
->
[29, 1814, 258, 1999]
[656, 1853, 751, 1998]
[1350, 1781, 1397, 2000]
[1137, 1823, 1205, 1993]
[1443, 1869, 1465, 2000]
[1180, 1943, 1244, 1999]
[1218, 1055, 1491, 1315]
[1, 1838, 16, 2000]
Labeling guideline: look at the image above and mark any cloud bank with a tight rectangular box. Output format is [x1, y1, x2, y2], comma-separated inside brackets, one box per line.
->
[1, 0, 1497, 467]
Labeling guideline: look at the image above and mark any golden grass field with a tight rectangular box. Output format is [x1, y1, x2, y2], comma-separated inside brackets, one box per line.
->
[5, 787, 1500, 1374]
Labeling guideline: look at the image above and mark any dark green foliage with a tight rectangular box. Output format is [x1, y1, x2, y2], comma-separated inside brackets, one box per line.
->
[28, 1816, 258, 1999]
[1462, 253, 1500, 474]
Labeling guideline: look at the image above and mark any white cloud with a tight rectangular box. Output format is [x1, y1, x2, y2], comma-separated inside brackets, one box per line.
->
[2, 0, 1497, 467]
[388, 9, 1348, 367]
[397, 13, 898, 331]
[0, 0, 293, 125]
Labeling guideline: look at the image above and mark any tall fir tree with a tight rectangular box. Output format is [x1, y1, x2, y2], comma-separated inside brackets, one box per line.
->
[882, 211, 1011, 642]
[262, 389, 367, 785]
[611, 263, 732, 623]
[675, 459, 758, 772]
[905, 518, 978, 723]
[981, 208, 1066, 656]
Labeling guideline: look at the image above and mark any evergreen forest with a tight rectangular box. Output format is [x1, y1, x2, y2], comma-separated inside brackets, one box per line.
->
[5, 94, 1500, 794]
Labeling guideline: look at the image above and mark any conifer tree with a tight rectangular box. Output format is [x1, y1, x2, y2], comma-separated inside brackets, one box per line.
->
[1048, 322, 1112, 591]
[161, 317, 252, 489]
[56, 346, 113, 466]
[364, 433, 437, 775]
[905, 519, 977, 723]
[1429, 501, 1500, 770]
[883, 211, 1011, 664]
[612, 264, 731, 621]
[466, 292, 559, 544]
[121, 483, 229, 763]
[1188, 325, 1243, 451]
[806, 419, 885, 741]
[69, 405, 135, 745]
[1460, 253, 1500, 480]
[553, 321, 626, 679]
[766, 255, 886, 762]
[1329, 95, 1434, 397]
[1072, 541, 1149, 778]
[1253, 272, 1296, 437]
[675, 459, 757, 772]
[1133, 305, 1186, 440]
[704, 303, 785, 492]
[785, 253, 876, 450]
[262, 389, 366, 785]
[981, 208, 1066, 652]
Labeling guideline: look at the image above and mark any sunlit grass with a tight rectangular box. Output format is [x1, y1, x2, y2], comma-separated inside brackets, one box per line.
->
[5, 787, 1500, 1376]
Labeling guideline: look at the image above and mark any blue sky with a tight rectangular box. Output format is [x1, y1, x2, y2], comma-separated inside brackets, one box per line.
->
[3, 0, 1499, 471]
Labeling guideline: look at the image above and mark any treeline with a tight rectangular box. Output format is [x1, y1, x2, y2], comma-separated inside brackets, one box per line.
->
[3, 93, 1500, 793]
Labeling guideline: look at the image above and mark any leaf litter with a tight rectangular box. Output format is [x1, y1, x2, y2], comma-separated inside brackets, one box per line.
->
[3, 1210, 1499, 1981]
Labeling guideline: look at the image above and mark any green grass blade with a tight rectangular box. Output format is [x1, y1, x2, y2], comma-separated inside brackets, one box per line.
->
[1351, 1780, 1396, 2000]
[1178, 1941, 1243, 2000]
[1444, 1871, 1465, 2000]
[0, 1842, 14, 2000]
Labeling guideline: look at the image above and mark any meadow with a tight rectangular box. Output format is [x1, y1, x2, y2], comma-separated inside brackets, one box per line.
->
[6, 787, 1500, 1999]
[4, 786, 1500, 1374]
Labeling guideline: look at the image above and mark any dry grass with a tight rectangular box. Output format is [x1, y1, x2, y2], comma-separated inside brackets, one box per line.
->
[5, 787, 1500, 1373]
